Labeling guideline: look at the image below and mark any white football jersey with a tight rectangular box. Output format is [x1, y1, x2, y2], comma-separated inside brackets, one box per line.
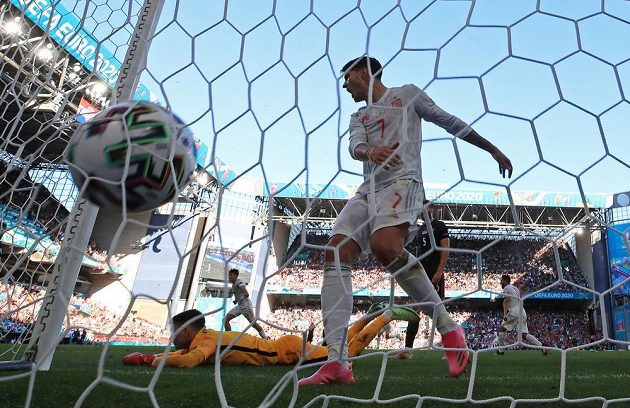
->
[232, 278, 251, 306]
[502, 284, 526, 317]
[348, 84, 471, 194]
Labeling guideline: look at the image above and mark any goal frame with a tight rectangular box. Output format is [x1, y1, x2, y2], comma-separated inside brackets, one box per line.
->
[0, 0, 166, 372]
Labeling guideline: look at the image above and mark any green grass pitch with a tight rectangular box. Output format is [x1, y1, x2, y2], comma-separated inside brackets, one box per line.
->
[2, 346, 630, 407]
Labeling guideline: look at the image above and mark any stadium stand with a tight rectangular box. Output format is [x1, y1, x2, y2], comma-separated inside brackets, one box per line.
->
[0, 283, 168, 345]
[262, 232, 605, 352]
[264, 305, 604, 351]
[268, 234, 591, 294]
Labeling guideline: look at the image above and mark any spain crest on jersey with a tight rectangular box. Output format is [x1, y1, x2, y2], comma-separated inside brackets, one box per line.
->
[391, 96, 403, 107]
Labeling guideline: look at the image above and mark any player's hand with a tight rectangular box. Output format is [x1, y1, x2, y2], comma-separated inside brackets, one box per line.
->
[491, 149, 513, 178]
[368, 142, 402, 170]
[122, 352, 157, 366]
[431, 271, 443, 285]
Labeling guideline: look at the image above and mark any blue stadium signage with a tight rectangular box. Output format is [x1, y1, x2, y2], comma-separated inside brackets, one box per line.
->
[266, 286, 591, 300]
[12, 0, 122, 85]
[528, 292, 593, 300]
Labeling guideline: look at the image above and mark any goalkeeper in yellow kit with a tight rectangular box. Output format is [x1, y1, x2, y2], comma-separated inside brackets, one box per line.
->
[122, 304, 418, 370]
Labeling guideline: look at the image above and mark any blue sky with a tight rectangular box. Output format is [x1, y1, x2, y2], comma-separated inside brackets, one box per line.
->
[58, 0, 630, 198]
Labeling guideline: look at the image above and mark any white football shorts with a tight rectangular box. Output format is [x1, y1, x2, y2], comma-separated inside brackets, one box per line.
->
[227, 302, 256, 323]
[502, 312, 529, 334]
[331, 179, 423, 252]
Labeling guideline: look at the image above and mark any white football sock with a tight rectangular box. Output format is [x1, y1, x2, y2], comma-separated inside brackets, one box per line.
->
[498, 332, 507, 346]
[322, 262, 353, 367]
[525, 333, 542, 347]
[386, 250, 458, 335]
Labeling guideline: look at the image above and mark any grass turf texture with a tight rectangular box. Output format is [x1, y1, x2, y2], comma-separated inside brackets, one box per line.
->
[1, 345, 629, 407]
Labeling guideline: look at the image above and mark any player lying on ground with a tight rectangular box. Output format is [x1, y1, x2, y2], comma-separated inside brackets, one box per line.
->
[224, 268, 268, 339]
[496, 274, 548, 356]
[122, 305, 419, 373]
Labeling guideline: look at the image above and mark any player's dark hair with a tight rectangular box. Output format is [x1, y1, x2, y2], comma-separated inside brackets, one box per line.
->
[501, 274, 511, 283]
[229, 268, 239, 276]
[172, 309, 205, 331]
[342, 56, 383, 79]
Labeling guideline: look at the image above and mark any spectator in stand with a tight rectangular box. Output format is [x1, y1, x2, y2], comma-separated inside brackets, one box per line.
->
[0, 283, 169, 345]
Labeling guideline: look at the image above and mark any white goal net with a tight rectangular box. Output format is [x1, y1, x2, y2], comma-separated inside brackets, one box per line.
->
[1, 0, 630, 407]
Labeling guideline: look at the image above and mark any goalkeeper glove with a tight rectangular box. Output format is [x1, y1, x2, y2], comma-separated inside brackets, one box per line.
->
[122, 352, 157, 366]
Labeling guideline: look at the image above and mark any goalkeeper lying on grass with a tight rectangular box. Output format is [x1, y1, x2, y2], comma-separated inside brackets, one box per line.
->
[123, 305, 418, 376]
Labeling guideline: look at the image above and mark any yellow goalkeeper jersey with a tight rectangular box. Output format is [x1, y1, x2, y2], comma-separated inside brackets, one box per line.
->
[154, 329, 328, 368]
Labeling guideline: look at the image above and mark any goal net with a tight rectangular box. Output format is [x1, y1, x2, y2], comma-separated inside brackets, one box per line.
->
[1, 0, 630, 407]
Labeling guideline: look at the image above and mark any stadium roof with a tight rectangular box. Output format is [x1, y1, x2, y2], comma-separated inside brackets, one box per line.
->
[269, 196, 595, 232]
[263, 181, 609, 231]
[2, 1, 239, 185]
[263, 182, 612, 208]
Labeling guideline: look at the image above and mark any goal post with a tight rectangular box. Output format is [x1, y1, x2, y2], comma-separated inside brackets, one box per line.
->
[0, 0, 167, 372]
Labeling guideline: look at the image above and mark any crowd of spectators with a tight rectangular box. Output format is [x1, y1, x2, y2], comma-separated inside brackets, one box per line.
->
[454, 309, 603, 350]
[269, 236, 591, 296]
[268, 267, 391, 293]
[0, 283, 169, 345]
[265, 236, 602, 353]
[1, 209, 124, 273]
[264, 305, 606, 351]
[0, 165, 68, 233]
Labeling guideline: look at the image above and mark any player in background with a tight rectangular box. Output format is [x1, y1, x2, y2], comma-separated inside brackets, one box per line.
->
[496, 274, 547, 355]
[122, 306, 420, 371]
[301, 56, 513, 385]
[391, 199, 450, 360]
[224, 268, 268, 339]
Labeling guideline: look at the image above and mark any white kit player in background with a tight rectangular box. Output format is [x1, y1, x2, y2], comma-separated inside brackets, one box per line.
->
[300, 56, 514, 386]
[224, 268, 268, 339]
[497, 274, 547, 355]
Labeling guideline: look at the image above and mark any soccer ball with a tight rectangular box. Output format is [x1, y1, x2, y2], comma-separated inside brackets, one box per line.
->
[66, 101, 197, 212]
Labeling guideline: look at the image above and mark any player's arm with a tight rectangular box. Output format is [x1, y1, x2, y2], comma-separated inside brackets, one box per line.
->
[348, 112, 401, 169]
[152, 346, 212, 368]
[412, 86, 512, 178]
[238, 283, 250, 299]
[122, 349, 185, 367]
[502, 289, 510, 318]
[460, 129, 512, 178]
[353, 143, 401, 169]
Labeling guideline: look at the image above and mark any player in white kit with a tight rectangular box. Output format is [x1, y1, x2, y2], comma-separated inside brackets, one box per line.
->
[496, 274, 547, 355]
[300, 56, 514, 385]
[224, 269, 268, 339]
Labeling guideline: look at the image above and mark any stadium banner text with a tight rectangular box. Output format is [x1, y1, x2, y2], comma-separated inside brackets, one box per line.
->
[12, 0, 121, 85]
[11, 0, 161, 104]
[266, 286, 592, 300]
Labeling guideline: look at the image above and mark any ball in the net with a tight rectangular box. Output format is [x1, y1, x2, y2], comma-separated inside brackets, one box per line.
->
[65, 101, 197, 212]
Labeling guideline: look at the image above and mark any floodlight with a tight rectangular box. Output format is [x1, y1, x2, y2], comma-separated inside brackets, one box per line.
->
[36, 44, 54, 62]
[91, 82, 107, 96]
[3, 17, 22, 35]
